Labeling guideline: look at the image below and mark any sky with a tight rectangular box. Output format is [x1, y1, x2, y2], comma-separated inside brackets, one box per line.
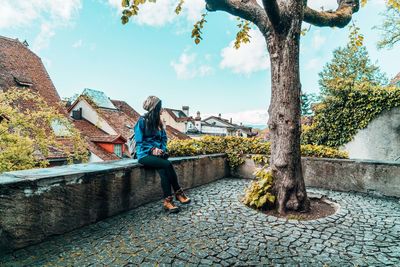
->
[0, 0, 398, 127]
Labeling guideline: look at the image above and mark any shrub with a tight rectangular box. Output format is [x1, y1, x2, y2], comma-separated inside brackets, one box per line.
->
[242, 168, 275, 209]
[167, 136, 347, 169]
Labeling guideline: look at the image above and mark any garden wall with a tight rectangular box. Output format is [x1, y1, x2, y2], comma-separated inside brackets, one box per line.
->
[0, 154, 229, 253]
[234, 155, 400, 198]
[343, 107, 400, 161]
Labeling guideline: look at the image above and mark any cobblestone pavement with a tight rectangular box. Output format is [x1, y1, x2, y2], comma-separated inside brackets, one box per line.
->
[1, 178, 400, 266]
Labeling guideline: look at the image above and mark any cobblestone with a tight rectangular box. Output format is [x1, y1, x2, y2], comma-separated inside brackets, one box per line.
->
[1, 178, 400, 266]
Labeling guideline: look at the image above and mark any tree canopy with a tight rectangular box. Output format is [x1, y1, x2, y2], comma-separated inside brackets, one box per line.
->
[319, 25, 388, 96]
[302, 27, 399, 148]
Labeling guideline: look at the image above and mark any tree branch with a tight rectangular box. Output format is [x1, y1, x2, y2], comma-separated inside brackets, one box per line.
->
[205, 0, 270, 33]
[262, 0, 281, 31]
[303, 0, 360, 28]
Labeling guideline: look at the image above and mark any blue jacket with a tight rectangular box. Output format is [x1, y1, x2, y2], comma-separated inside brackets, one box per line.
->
[134, 116, 167, 160]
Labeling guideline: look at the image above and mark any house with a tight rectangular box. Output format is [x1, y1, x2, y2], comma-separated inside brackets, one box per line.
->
[161, 105, 254, 138]
[161, 106, 197, 134]
[68, 88, 189, 162]
[201, 114, 254, 137]
[0, 35, 76, 166]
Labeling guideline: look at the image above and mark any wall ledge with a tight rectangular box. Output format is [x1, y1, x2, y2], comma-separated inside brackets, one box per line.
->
[0, 153, 229, 253]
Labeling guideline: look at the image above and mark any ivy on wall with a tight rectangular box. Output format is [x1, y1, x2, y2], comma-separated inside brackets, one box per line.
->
[302, 84, 400, 148]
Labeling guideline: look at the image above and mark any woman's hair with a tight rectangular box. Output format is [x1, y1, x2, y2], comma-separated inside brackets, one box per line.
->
[144, 100, 162, 133]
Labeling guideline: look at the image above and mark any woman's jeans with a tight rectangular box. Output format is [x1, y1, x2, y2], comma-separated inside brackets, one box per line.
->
[138, 155, 181, 198]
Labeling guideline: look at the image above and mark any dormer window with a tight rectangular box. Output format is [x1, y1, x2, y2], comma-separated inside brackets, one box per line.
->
[13, 75, 33, 88]
[114, 144, 122, 157]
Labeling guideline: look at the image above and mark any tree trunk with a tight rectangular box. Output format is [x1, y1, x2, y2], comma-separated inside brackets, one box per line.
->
[265, 16, 310, 215]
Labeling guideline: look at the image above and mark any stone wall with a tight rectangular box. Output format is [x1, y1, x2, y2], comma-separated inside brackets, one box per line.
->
[0, 154, 229, 253]
[233, 156, 400, 198]
[342, 107, 400, 161]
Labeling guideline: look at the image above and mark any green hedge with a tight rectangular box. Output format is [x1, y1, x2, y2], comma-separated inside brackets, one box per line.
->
[168, 136, 348, 169]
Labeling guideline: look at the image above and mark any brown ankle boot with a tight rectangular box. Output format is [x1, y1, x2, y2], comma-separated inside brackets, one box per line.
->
[175, 188, 191, 204]
[163, 196, 179, 213]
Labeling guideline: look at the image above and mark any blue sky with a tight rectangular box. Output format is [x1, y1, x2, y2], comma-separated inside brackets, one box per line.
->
[0, 0, 398, 126]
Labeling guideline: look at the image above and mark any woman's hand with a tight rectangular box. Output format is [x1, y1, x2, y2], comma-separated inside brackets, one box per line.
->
[152, 148, 164, 156]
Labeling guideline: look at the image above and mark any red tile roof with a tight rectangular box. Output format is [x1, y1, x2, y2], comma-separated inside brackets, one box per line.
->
[98, 108, 136, 141]
[0, 36, 66, 115]
[162, 108, 194, 122]
[90, 135, 126, 143]
[111, 100, 140, 121]
[166, 125, 191, 140]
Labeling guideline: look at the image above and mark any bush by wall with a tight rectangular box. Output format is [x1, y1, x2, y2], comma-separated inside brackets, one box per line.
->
[168, 136, 348, 169]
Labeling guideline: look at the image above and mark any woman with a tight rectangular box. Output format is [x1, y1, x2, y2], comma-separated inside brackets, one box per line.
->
[134, 96, 190, 213]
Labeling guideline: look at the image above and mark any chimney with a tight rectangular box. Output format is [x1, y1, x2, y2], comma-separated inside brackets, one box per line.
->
[195, 111, 201, 120]
[230, 118, 232, 124]
[218, 113, 221, 118]
[182, 106, 189, 117]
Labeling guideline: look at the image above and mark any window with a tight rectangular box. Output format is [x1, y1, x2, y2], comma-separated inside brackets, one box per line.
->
[114, 144, 122, 158]
[13, 76, 33, 88]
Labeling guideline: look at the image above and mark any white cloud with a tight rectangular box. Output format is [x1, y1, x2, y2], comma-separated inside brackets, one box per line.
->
[171, 51, 214, 80]
[220, 29, 269, 75]
[0, 0, 81, 28]
[32, 22, 56, 52]
[312, 30, 326, 50]
[72, 39, 83, 48]
[306, 57, 322, 70]
[182, 0, 205, 22]
[0, 0, 82, 52]
[107, 0, 205, 26]
[307, 0, 338, 10]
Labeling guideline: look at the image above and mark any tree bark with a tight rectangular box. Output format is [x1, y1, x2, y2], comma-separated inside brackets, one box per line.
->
[265, 11, 310, 215]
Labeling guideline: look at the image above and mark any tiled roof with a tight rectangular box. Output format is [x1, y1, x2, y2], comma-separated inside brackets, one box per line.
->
[166, 125, 191, 140]
[98, 108, 136, 141]
[203, 116, 252, 130]
[111, 100, 141, 122]
[90, 135, 126, 143]
[203, 116, 236, 128]
[0, 36, 66, 115]
[81, 88, 117, 109]
[163, 108, 194, 122]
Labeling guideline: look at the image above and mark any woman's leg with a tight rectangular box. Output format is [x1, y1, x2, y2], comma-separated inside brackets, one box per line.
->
[165, 163, 180, 192]
[138, 155, 180, 197]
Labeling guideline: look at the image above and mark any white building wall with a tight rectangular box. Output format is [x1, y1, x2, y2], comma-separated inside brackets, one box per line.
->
[70, 100, 117, 135]
[89, 152, 103, 163]
[201, 126, 227, 136]
[160, 112, 186, 132]
[342, 107, 400, 161]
